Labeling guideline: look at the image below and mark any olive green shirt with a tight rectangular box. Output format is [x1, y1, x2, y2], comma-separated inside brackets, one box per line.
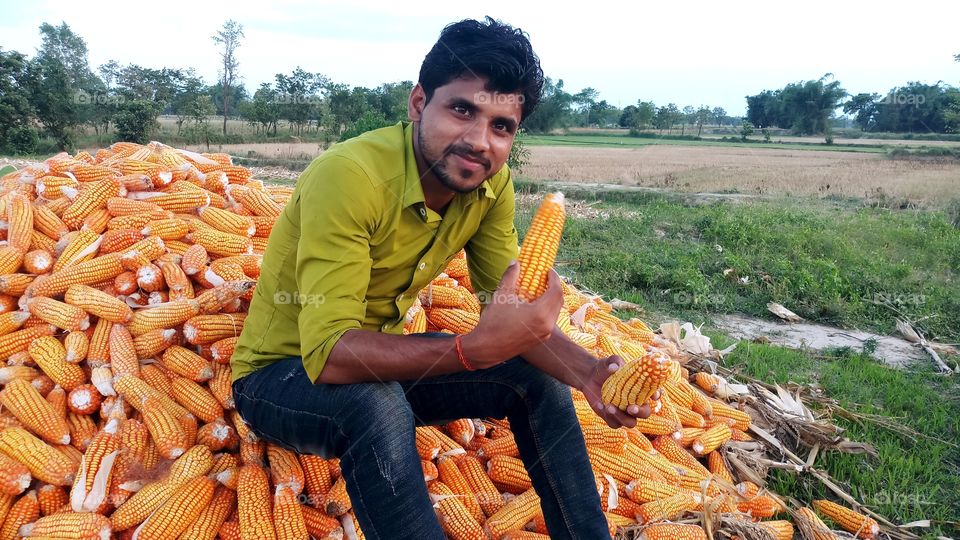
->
[231, 121, 519, 383]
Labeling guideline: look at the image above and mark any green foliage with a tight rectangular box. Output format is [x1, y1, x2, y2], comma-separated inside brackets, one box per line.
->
[5, 126, 39, 154]
[0, 48, 35, 153]
[507, 128, 531, 173]
[113, 100, 158, 143]
[338, 109, 389, 141]
[746, 74, 847, 134]
[521, 77, 575, 133]
[738, 120, 754, 141]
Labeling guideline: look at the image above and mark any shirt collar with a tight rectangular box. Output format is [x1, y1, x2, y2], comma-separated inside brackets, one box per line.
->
[401, 121, 498, 213]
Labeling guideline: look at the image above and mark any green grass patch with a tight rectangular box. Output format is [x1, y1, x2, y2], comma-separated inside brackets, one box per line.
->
[715, 338, 960, 537]
[514, 183, 960, 343]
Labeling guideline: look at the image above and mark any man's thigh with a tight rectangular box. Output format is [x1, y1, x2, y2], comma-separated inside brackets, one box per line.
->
[232, 356, 408, 458]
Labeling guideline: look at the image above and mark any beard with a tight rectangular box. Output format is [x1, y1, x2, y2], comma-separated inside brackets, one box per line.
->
[418, 125, 491, 194]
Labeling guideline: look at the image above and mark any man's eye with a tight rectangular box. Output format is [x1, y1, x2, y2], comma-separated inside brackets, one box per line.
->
[453, 105, 469, 115]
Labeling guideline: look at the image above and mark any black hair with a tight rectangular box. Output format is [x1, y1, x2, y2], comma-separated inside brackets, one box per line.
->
[418, 17, 544, 122]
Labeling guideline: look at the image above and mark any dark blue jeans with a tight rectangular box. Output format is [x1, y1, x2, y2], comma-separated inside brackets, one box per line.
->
[232, 335, 609, 540]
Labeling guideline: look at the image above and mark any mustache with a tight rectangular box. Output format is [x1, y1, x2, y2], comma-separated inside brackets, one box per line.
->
[444, 144, 490, 170]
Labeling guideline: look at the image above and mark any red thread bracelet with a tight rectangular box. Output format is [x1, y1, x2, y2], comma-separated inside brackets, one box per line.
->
[454, 334, 476, 371]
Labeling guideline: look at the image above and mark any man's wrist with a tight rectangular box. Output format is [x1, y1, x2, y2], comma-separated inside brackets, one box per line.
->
[460, 330, 490, 369]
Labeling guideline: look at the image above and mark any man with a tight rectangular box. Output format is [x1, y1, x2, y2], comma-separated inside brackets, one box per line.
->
[231, 17, 648, 539]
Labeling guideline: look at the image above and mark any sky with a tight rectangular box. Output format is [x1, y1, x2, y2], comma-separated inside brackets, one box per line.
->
[1, 0, 958, 116]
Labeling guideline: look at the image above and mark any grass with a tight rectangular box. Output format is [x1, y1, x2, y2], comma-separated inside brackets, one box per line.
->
[714, 337, 960, 538]
[513, 183, 960, 343]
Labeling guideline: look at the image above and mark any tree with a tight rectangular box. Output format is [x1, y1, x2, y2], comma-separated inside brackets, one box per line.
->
[275, 68, 326, 136]
[212, 20, 244, 135]
[746, 75, 846, 134]
[712, 106, 726, 127]
[654, 103, 681, 132]
[0, 48, 37, 153]
[843, 93, 879, 131]
[114, 100, 158, 143]
[573, 87, 599, 126]
[681, 105, 695, 135]
[241, 83, 283, 136]
[521, 77, 574, 133]
[635, 101, 656, 129]
[171, 72, 211, 135]
[695, 105, 711, 137]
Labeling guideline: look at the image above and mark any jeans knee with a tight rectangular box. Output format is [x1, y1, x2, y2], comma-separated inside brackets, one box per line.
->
[338, 383, 415, 448]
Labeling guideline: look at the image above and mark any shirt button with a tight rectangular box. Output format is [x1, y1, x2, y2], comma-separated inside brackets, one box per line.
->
[419, 208, 426, 217]
[418, 262, 426, 271]
[397, 294, 404, 301]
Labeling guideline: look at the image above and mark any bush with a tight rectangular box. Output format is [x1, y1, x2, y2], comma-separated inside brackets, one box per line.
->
[338, 110, 390, 142]
[3, 126, 39, 154]
[114, 100, 159, 144]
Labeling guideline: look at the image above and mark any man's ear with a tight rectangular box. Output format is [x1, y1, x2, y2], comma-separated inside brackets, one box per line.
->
[408, 84, 426, 122]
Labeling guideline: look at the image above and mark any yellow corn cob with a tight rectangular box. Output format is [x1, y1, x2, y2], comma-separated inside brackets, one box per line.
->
[80, 207, 111, 233]
[97, 228, 141, 254]
[195, 282, 254, 315]
[197, 206, 255, 237]
[18, 511, 112, 539]
[636, 492, 701, 524]
[110, 479, 181, 531]
[105, 196, 162, 217]
[187, 226, 253, 257]
[517, 192, 565, 302]
[69, 418, 120, 512]
[737, 494, 783, 519]
[103, 324, 138, 377]
[322, 475, 351, 517]
[486, 455, 532, 494]
[139, 217, 189, 241]
[0, 454, 30, 497]
[143, 190, 210, 213]
[0, 379, 71, 445]
[157, 259, 194, 299]
[266, 445, 305, 495]
[32, 203, 69, 241]
[28, 335, 85, 391]
[136, 476, 216, 539]
[706, 451, 734, 484]
[427, 481, 485, 540]
[160, 345, 214, 382]
[62, 330, 89, 364]
[0, 365, 38, 386]
[23, 248, 53, 275]
[477, 433, 519, 458]
[61, 177, 122, 229]
[0, 490, 39, 540]
[797, 506, 839, 540]
[25, 296, 89, 331]
[6, 193, 34, 253]
[66, 385, 101, 417]
[168, 377, 223, 423]
[581, 424, 629, 452]
[183, 313, 246, 345]
[452, 455, 503, 518]
[36, 484, 67, 516]
[435, 455, 483, 524]
[501, 532, 551, 540]
[128, 298, 200, 336]
[0, 246, 24, 275]
[236, 464, 277, 540]
[180, 243, 208, 275]
[483, 487, 540, 539]
[301, 505, 343, 539]
[426, 308, 479, 333]
[650, 436, 708, 478]
[31, 253, 124, 297]
[692, 422, 732, 456]
[273, 484, 308, 540]
[132, 328, 177, 358]
[140, 396, 189, 459]
[63, 284, 132, 323]
[237, 187, 282, 217]
[709, 399, 750, 431]
[637, 523, 708, 540]
[196, 418, 238, 452]
[601, 351, 670, 411]
[35, 174, 79, 199]
[0, 427, 74, 485]
[0, 275, 34, 297]
[813, 499, 879, 539]
[297, 454, 331, 508]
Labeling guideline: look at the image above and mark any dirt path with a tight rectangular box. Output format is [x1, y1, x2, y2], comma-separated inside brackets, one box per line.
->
[712, 313, 933, 368]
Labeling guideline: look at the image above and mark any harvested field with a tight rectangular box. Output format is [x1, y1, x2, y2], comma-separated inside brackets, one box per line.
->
[522, 145, 960, 206]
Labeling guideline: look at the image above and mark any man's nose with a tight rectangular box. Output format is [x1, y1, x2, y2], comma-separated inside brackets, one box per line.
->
[460, 122, 491, 154]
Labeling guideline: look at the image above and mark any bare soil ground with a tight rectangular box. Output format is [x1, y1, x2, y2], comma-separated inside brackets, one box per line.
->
[522, 145, 960, 206]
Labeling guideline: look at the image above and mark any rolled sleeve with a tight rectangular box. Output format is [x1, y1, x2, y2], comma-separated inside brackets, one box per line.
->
[295, 157, 377, 382]
[464, 169, 519, 303]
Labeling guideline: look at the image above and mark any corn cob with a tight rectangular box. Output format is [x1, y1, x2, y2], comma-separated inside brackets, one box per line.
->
[28, 335, 85, 391]
[483, 487, 540, 539]
[0, 379, 71, 445]
[486, 455, 532, 494]
[301, 505, 343, 539]
[427, 481, 486, 540]
[23, 249, 53, 273]
[637, 523, 708, 540]
[63, 284, 132, 323]
[19, 510, 113, 539]
[298, 454, 331, 508]
[273, 484, 308, 540]
[813, 499, 879, 539]
[187, 226, 252, 257]
[797, 506, 839, 540]
[517, 192, 565, 301]
[426, 308, 479, 334]
[140, 396, 189, 459]
[706, 451, 734, 483]
[0, 427, 74, 485]
[183, 313, 246, 344]
[136, 476, 216, 539]
[236, 464, 277, 540]
[160, 345, 213, 382]
[36, 484, 67, 516]
[601, 351, 670, 412]
[63, 331, 89, 364]
[265, 445, 305, 496]
[0, 454, 30, 497]
[323, 476, 351, 517]
[69, 418, 120, 512]
[237, 187, 282, 217]
[128, 298, 200, 336]
[636, 492, 701, 523]
[0, 490, 39, 540]
[737, 494, 783, 519]
[6, 193, 34, 253]
[143, 190, 210, 213]
[692, 422, 732, 456]
[61, 177, 122, 229]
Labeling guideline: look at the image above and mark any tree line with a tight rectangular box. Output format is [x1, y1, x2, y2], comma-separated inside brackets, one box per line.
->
[746, 71, 960, 136]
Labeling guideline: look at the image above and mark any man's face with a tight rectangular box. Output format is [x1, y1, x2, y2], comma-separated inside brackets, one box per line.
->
[409, 76, 523, 193]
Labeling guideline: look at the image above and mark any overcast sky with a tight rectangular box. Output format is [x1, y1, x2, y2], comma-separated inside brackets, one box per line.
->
[2, 0, 958, 115]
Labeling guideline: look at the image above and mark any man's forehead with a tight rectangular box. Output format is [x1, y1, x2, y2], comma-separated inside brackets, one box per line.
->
[435, 76, 523, 116]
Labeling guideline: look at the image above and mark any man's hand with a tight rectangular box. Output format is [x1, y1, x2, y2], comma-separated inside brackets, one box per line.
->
[580, 355, 654, 429]
[461, 261, 564, 369]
